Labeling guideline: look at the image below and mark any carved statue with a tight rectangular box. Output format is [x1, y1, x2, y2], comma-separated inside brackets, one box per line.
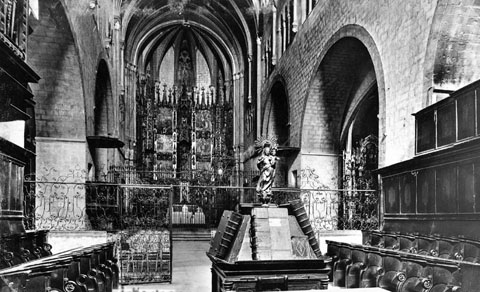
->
[255, 136, 279, 205]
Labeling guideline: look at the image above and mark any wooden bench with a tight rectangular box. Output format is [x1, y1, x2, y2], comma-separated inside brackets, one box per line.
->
[361, 230, 480, 262]
[326, 239, 473, 291]
[0, 230, 52, 269]
[0, 242, 118, 292]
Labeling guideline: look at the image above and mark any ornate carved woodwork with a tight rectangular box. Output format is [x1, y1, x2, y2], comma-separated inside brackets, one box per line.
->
[415, 80, 480, 153]
[136, 76, 233, 185]
[0, 0, 39, 237]
[379, 80, 480, 237]
[328, 230, 480, 291]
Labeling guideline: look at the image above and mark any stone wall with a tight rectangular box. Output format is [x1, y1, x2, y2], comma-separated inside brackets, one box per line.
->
[261, 0, 446, 169]
[27, 0, 122, 175]
[28, 0, 85, 139]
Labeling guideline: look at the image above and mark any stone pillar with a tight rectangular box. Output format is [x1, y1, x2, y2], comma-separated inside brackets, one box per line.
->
[238, 72, 245, 163]
[257, 37, 262, 135]
[301, 0, 306, 23]
[293, 0, 298, 33]
[272, 5, 277, 65]
[224, 79, 231, 105]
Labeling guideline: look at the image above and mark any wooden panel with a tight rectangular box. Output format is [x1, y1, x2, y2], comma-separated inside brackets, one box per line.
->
[437, 102, 456, 147]
[383, 176, 399, 214]
[477, 89, 480, 136]
[417, 168, 435, 213]
[0, 157, 9, 211]
[252, 208, 272, 260]
[457, 90, 476, 140]
[458, 163, 474, 213]
[474, 162, 480, 213]
[416, 111, 436, 152]
[399, 173, 416, 214]
[0, 68, 33, 121]
[268, 208, 292, 259]
[436, 166, 457, 213]
[227, 215, 250, 262]
[208, 210, 232, 256]
[0, 157, 23, 212]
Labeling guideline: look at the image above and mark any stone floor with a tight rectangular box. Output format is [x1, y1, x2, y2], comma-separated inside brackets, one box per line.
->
[117, 240, 387, 292]
[120, 240, 212, 292]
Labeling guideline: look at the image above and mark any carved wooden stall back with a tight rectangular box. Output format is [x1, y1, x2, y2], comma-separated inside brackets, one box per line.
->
[380, 80, 480, 237]
[326, 80, 480, 292]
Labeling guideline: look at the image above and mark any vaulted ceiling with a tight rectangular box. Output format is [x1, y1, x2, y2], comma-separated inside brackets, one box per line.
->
[122, 0, 260, 74]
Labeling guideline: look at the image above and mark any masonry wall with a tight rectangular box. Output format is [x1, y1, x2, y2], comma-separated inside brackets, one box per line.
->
[61, 0, 119, 138]
[262, 0, 442, 168]
[28, 0, 85, 139]
[27, 0, 123, 174]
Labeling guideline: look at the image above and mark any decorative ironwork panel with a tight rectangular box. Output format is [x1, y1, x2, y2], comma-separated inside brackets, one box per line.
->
[24, 179, 87, 231]
[171, 185, 241, 228]
[23, 169, 173, 285]
[293, 168, 379, 232]
[117, 186, 172, 284]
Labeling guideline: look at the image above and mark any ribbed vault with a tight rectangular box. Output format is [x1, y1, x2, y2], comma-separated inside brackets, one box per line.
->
[122, 0, 257, 75]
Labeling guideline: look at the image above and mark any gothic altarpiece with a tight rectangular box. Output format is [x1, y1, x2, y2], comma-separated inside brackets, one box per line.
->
[135, 38, 234, 188]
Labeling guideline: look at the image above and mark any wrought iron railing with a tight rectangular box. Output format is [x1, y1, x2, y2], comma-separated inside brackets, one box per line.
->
[23, 180, 173, 232]
[23, 179, 174, 284]
[24, 165, 379, 232]
[296, 188, 379, 232]
[105, 166, 261, 186]
[24, 182, 378, 233]
[168, 186, 378, 230]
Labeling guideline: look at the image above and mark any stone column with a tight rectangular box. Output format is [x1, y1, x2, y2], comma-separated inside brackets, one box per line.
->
[272, 5, 277, 65]
[293, 0, 298, 33]
[257, 37, 262, 135]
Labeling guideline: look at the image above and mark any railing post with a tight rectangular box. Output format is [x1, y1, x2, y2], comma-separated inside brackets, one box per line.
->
[169, 185, 173, 283]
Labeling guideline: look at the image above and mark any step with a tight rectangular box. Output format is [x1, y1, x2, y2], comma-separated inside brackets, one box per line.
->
[327, 287, 388, 291]
[172, 228, 213, 241]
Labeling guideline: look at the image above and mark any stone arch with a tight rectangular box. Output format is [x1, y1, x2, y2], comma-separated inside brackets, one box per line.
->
[28, 0, 85, 139]
[301, 24, 386, 167]
[28, 0, 88, 178]
[263, 75, 290, 146]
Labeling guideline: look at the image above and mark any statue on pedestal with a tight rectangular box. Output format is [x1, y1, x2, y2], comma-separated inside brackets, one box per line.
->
[255, 136, 279, 205]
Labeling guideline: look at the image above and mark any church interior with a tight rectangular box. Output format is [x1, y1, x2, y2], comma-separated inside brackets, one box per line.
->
[2, 0, 480, 291]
